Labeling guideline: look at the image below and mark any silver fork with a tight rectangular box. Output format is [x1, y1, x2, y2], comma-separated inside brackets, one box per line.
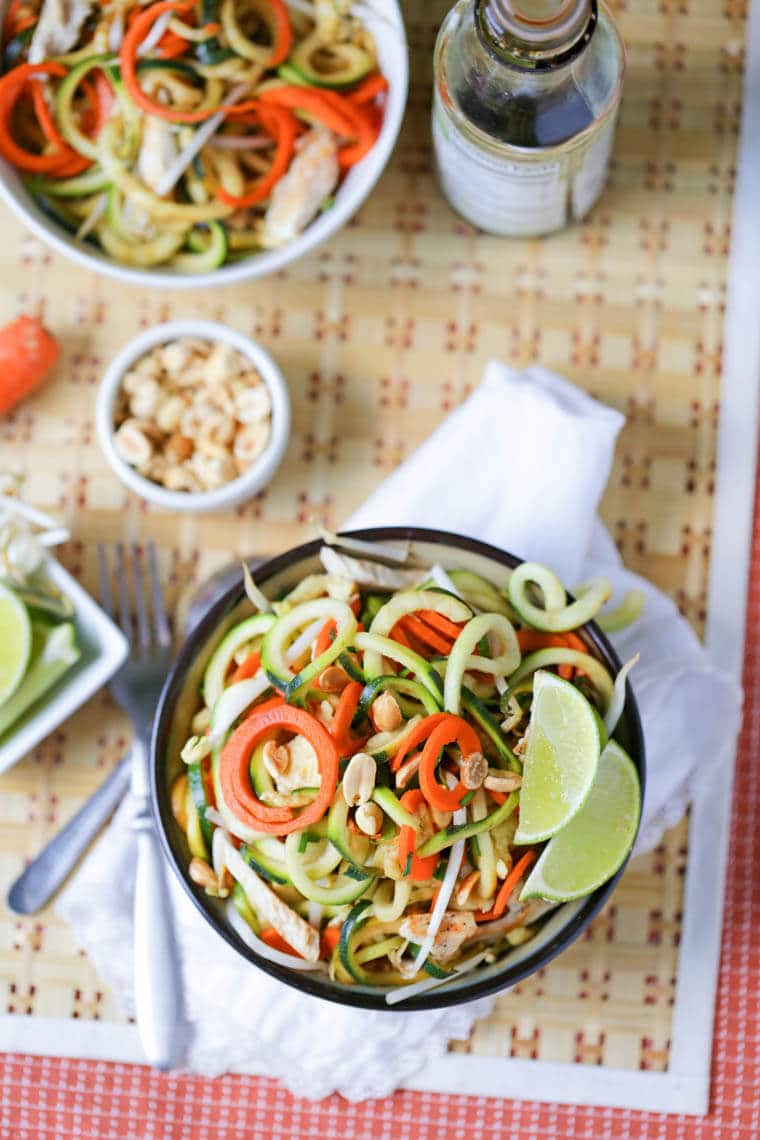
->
[98, 539, 185, 1070]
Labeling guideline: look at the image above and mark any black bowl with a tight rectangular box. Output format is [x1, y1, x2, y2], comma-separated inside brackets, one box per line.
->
[151, 527, 645, 1011]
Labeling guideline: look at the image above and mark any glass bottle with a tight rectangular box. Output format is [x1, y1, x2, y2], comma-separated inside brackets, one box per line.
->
[432, 0, 626, 237]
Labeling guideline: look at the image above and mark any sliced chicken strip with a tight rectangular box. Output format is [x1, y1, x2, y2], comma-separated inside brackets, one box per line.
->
[29, 0, 96, 63]
[259, 128, 339, 249]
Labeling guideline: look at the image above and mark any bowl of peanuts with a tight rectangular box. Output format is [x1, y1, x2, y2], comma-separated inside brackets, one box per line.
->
[95, 320, 291, 513]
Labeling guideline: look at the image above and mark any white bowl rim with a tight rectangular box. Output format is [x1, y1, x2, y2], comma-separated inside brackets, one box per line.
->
[95, 318, 291, 513]
[0, 1, 408, 290]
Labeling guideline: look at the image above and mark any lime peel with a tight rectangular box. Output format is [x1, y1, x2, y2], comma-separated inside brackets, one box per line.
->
[520, 740, 641, 902]
[0, 582, 31, 708]
[514, 670, 601, 844]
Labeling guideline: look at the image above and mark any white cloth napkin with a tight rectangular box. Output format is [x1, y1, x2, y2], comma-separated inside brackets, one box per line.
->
[57, 361, 742, 1096]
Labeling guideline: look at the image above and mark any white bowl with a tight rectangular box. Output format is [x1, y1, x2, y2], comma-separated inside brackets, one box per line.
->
[0, 556, 129, 775]
[96, 319, 291, 513]
[0, 2, 408, 290]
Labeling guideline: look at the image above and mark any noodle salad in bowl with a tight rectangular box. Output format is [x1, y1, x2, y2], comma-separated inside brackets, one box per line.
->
[0, 0, 407, 285]
[154, 530, 644, 1009]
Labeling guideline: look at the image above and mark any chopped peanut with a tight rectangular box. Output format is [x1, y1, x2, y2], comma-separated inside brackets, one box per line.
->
[112, 336, 273, 494]
[342, 751, 376, 807]
[317, 665, 350, 693]
[461, 751, 488, 789]
[355, 801, 384, 836]
[262, 740, 290, 778]
[188, 857, 219, 891]
[370, 690, 402, 733]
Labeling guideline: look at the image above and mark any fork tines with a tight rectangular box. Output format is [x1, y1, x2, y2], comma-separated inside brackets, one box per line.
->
[97, 540, 171, 652]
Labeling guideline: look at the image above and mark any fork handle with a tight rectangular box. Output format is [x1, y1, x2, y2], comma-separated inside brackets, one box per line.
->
[132, 794, 185, 1070]
[7, 752, 132, 915]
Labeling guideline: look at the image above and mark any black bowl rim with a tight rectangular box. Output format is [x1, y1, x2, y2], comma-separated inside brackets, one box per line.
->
[151, 526, 646, 1012]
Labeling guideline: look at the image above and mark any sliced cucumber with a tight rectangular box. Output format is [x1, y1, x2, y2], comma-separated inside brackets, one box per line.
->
[447, 569, 514, 618]
[187, 762, 214, 848]
[371, 786, 419, 831]
[288, 31, 374, 89]
[57, 57, 133, 162]
[327, 790, 371, 870]
[172, 222, 228, 273]
[338, 898, 375, 984]
[354, 632, 443, 700]
[231, 880, 260, 933]
[261, 598, 357, 700]
[97, 223, 187, 267]
[242, 842, 291, 886]
[33, 167, 110, 199]
[416, 792, 519, 858]
[461, 686, 519, 772]
[364, 590, 471, 679]
[248, 740, 273, 799]
[185, 784, 209, 859]
[444, 613, 520, 715]
[284, 833, 372, 905]
[357, 675, 440, 721]
[203, 613, 275, 709]
[2, 25, 34, 73]
[364, 714, 424, 761]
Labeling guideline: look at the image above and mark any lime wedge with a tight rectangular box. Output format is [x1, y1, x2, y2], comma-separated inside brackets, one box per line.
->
[0, 582, 31, 708]
[520, 740, 641, 902]
[514, 670, 601, 844]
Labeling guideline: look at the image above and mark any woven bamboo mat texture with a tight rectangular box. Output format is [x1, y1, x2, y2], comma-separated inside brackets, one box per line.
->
[0, 0, 743, 1076]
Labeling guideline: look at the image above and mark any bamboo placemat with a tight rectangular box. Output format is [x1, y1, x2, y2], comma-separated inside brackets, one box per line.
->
[0, 0, 743, 1080]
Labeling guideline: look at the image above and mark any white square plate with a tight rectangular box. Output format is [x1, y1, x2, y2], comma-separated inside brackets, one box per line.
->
[0, 558, 129, 775]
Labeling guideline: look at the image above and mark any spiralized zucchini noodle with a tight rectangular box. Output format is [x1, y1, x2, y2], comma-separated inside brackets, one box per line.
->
[0, 0, 387, 271]
[172, 545, 640, 1001]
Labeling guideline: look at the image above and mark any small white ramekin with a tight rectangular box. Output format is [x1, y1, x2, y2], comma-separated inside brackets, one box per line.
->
[95, 319, 291, 513]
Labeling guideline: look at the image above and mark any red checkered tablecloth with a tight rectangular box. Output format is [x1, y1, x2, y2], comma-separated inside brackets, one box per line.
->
[1, 464, 759, 1139]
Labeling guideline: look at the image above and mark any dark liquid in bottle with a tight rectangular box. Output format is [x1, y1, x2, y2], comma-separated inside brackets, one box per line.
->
[456, 79, 595, 147]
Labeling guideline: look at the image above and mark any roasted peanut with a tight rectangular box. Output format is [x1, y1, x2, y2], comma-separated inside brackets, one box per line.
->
[431, 806, 452, 829]
[455, 869, 481, 907]
[263, 739, 290, 778]
[165, 432, 194, 464]
[155, 394, 186, 433]
[461, 751, 488, 790]
[233, 421, 269, 466]
[198, 413, 235, 452]
[342, 751, 376, 807]
[484, 770, 522, 793]
[317, 665, 350, 693]
[129, 376, 162, 419]
[164, 464, 202, 492]
[114, 419, 153, 468]
[396, 752, 421, 790]
[205, 341, 239, 385]
[144, 455, 169, 483]
[161, 339, 194, 374]
[370, 691, 402, 733]
[234, 383, 272, 423]
[180, 401, 217, 439]
[188, 857, 218, 890]
[191, 452, 238, 490]
[355, 801, 383, 836]
[114, 337, 272, 494]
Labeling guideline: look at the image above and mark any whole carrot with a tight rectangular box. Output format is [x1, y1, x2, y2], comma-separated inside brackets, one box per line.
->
[0, 316, 59, 415]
